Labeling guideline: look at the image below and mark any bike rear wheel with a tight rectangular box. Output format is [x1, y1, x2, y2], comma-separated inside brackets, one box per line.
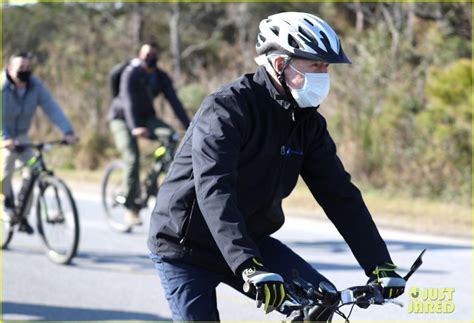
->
[36, 176, 80, 265]
[101, 160, 132, 233]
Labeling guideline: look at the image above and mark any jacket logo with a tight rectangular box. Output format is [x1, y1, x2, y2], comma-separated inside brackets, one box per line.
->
[285, 148, 303, 156]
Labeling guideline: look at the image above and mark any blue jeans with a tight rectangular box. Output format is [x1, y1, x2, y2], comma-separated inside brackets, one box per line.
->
[150, 236, 335, 321]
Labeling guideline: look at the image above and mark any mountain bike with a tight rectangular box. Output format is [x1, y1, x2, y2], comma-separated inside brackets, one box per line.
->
[101, 133, 179, 233]
[244, 250, 426, 322]
[1, 140, 80, 265]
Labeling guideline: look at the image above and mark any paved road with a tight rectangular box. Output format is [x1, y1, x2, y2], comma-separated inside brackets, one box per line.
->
[2, 191, 472, 321]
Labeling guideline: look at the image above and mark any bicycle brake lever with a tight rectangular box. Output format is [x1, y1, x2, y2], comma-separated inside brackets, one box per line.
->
[385, 299, 404, 307]
[404, 249, 426, 281]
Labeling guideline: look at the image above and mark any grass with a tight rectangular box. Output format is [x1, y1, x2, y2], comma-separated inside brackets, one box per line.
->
[56, 169, 471, 239]
[283, 177, 471, 239]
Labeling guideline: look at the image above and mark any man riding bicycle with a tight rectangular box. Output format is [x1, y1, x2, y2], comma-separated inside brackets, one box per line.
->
[2, 52, 77, 234]
[148, 12, 406, 321]
[108, 42, 190, 226]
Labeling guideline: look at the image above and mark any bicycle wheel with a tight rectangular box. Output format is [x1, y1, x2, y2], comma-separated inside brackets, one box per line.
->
[101, 160, 131, 233]
[36, 176, 80, 265]
[1, 215, 14, 249]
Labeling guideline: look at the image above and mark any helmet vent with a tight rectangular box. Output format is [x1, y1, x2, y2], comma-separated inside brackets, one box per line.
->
[303, 18, 314, 26]
[298, 26, 315, 43]
[288, 34, 300, 49]
[270, 26, 280, 36]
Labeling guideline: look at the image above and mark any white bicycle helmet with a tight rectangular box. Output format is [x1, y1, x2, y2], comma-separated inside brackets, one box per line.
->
[256, 12, 351, 64]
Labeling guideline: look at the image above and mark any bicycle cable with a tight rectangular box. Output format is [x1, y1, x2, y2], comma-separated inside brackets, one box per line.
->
[334, 302, 356, 322]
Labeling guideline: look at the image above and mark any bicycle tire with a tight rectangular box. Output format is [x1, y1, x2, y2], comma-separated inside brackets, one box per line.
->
[101, 160, 132, 233]
[36, 175, 80, 265]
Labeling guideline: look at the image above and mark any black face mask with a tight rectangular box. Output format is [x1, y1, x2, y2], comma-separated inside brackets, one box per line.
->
[17, 70, 31, 83]
[145, 57, 158, 68]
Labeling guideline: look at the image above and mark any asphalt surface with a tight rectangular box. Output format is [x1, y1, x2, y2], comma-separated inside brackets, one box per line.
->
[2, 190, 472, 321]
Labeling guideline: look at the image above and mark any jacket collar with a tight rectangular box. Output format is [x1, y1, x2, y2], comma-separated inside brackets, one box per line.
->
[2, 69, 30, 90]
[253, 65, 317, 123]
[253, 65, 293, 110]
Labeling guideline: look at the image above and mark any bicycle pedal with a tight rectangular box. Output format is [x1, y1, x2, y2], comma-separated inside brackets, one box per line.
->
[19, 222, 34, 235]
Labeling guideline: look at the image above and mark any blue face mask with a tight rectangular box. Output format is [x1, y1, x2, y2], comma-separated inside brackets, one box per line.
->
[288, 64, 330, 108]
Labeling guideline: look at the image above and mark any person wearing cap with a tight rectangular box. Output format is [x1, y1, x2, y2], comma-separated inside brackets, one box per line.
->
[147, 12, 405, 321]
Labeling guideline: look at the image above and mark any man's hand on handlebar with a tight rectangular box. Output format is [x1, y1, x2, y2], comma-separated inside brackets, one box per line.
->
[64, 133, 78, 145]
[3, 139, 19, 150]
[368, 263, 406, 299]
[239, 257, 286, 314]
[132, 127, 150, 138]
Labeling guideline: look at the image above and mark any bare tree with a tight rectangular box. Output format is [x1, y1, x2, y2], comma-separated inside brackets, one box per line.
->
[169, 2, 181, 85]
[130, 3, 144, 51]
[229, 3, 254, 72]
[354, 0, 364, 33]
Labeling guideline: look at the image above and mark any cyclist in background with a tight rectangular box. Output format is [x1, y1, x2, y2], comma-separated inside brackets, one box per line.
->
[148, 12, 406, 321]
[2, 52, 77, 233]
[108, 42, 190, 226]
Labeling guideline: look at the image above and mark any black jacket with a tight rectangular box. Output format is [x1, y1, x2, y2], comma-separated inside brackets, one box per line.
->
[147, 66, 392, 276]
[108, 63, 190, 129]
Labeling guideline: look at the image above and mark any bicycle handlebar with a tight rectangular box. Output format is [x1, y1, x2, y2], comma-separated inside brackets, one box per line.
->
[243, 249, 425, 320]
[280, 249, 425, 319]
[13, 140, 70, 152]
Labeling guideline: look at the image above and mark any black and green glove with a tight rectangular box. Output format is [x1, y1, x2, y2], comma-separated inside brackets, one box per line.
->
[368, 263, 406, 299]
[239, 257, 286, 314]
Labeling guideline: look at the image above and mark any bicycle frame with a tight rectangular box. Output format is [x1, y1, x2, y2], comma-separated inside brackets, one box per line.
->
[13, 142, 62, 222]
[140, 139, 177, 207]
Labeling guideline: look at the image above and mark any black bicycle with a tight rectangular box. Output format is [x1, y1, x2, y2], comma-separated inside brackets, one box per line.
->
[1, 140, 80, 265]
[101, 133, 178, 233]
[278, 249, 426, 322]
[243, 250, 425, 322]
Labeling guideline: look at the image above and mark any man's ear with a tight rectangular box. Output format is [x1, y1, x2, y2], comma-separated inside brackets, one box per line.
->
[272, 56, 284, 74]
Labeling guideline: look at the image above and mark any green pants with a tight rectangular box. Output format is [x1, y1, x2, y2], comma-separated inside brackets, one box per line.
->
[109, 117, 174, 211]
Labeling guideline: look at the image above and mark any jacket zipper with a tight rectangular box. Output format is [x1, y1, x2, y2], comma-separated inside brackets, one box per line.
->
[179, 198, 197, 245]
[13, 84, 28, 137]
[269, 110, 299, 204]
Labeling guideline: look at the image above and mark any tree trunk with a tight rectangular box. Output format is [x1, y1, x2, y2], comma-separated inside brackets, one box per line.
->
[354, 0, 364, 33]
[235, 3, 253, 72]
[130, 3, 144, 53]
[169, 2, 181, 85]
[406, 2, 416, 47]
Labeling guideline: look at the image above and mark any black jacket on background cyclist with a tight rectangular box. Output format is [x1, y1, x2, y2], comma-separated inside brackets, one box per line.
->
[148, 12, 406, 321]
[108, 42, 190, 226]
[2, 52, 76, 233]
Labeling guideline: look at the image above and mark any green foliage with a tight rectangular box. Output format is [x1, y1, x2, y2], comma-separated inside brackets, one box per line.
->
[178, 82, 208, 115]
[414, 59, 472, 198]
[2, 2, 471, 204]
[75, 130, 114, 170]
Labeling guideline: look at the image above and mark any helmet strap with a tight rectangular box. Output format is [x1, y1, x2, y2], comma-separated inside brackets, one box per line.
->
[271, 57, 298, 110]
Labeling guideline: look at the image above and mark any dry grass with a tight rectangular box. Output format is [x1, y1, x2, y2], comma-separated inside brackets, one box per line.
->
[283, 178, 472, 239]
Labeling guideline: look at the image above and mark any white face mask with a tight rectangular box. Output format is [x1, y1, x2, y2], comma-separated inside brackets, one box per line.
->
[287, 64, 330, 108]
